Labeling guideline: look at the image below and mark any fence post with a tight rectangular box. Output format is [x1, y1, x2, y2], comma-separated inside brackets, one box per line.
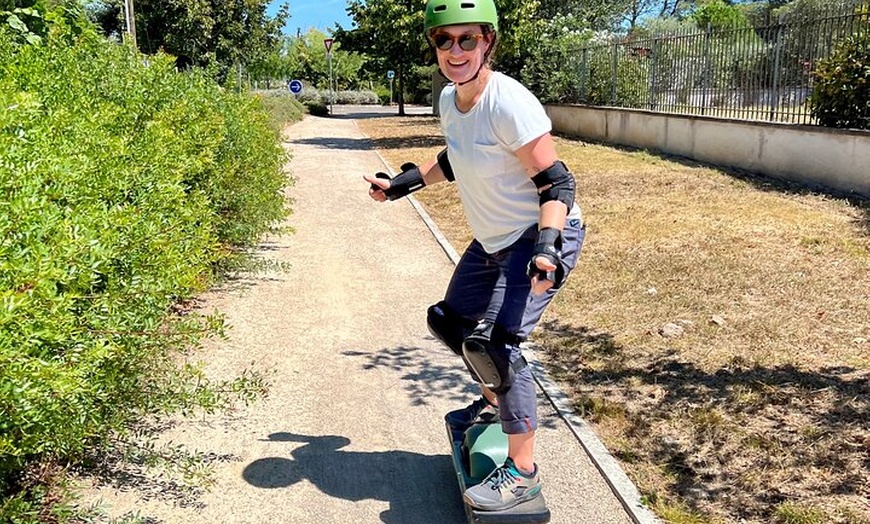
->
[702, 23, 712, 115]
[611, 43, 618, 106]
[650, 37, 659, 110]
[770, 15, 784, 121]
[581, 47, 588, 103]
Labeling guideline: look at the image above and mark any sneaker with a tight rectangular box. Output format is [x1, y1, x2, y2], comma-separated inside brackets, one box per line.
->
[463, 458, 543, 511]
[445, 396, 498, 431]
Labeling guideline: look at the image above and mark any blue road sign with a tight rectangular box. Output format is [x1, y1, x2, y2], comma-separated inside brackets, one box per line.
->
[387, 70, 395, 79]
[288, 79, 303, 94]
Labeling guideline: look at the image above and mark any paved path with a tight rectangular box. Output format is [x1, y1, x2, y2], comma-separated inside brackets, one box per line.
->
[79, 111, 635, 524]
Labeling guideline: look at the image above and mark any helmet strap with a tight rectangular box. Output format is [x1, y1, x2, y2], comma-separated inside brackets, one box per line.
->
[457, 66, 483, 87]
[457, 36, 494, 87]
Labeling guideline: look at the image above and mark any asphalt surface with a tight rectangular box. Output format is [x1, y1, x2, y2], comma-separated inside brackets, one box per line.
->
[79, 106, 637, 524]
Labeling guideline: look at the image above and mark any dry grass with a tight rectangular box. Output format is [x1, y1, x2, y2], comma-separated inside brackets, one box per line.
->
[356, 115, 870, 524]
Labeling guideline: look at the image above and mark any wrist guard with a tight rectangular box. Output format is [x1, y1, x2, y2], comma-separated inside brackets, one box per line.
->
[372, 162, 425, 201]
[527, 227, 566, 288]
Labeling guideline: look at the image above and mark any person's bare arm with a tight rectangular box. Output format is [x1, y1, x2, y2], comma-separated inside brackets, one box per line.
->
[515, 133, 573, 294]
[515, 133, 569, 229]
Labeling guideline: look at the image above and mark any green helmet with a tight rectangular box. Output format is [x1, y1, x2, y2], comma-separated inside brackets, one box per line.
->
[424, 0, 499, 32]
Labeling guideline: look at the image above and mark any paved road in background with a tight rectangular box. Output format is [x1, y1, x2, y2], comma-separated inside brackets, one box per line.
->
[79, 108, 636, 524]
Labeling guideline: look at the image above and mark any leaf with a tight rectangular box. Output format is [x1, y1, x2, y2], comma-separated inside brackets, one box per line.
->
[6, 14, 27, 33]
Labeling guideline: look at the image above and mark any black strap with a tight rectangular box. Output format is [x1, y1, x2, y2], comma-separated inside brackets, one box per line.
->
[371, 163, 425, 201]
[531, 160, 575, 211]
[437, 148, 455, 182]
[528, 227, 566, 288]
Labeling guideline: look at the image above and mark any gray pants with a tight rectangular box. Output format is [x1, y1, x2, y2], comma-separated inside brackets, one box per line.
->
[442, 219, 585, 434]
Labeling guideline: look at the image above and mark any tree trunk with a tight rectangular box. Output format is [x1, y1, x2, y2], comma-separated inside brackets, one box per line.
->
[398, 63, 405, 116]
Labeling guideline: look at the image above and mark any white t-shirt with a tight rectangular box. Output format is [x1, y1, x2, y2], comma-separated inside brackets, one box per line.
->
[440, 71, 581, 253]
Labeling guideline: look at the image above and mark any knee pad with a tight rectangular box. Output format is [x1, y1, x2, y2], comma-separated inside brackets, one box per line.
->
[427, 301, 473, 356]
[462, 322, 527, 395]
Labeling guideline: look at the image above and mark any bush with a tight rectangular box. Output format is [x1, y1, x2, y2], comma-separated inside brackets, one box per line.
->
[305, 101, 330, 116]
[519, 15, 594, 104]
[570, 45, 649, 107]
[335, 90, 379, 105]
[373, 85, 391, 105]
[252, 91, 306, 132]
[295, 87, 379, 106]
[0, 18, 288, 517]
[810, 31, 870, 129]
[297, 87, 325, 105]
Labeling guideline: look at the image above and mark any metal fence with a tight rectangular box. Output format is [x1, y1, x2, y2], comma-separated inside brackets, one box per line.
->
[569, 1, 869, 125]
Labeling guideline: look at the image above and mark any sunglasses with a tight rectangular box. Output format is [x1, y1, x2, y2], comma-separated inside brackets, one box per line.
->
[432, 33, 484, 51]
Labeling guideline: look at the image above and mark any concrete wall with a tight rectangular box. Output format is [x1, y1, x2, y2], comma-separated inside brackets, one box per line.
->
[545, 105, 870, 198]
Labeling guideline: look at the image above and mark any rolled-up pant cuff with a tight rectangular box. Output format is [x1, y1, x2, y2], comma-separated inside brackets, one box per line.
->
[497, 367, 537, 434]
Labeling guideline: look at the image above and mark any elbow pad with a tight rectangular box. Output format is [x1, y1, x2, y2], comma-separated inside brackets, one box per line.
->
[531, 160, 575, 211]
[437, 148, 455, 182]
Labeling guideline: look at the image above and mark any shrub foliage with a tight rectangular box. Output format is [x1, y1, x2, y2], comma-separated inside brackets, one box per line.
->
[810, 31, 870, 130]
[0, 18, 289, 512]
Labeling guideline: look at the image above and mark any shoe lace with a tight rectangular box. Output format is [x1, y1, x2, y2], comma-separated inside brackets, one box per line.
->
[486, 465, 518, 491]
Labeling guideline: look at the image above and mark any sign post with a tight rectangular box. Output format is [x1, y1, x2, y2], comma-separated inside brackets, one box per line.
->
[387, 70, 395, 105]
[324, 38, 334, 114]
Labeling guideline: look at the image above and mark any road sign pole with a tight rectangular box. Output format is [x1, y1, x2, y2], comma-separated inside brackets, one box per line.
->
[328, 53, 334, 114]
[387, 70, 395, 106]
[324, 38, 335, 115]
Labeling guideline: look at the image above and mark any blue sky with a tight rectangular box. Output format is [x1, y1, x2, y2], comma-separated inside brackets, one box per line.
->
[268, 0, 354, 37]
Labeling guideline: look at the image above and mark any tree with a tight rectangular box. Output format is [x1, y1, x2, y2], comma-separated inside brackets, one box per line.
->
[247, 43, 288, 89]
[490, 0, 544, 79]
[538, 0, 629, 30]
[274, 29, 367, 91]
[113, 0, 288, 82]
[624, 0, 666, 30]
[692, 0, 752, 29]
[0, 0, 36, 10]
[335, 0, 426, 115]
[658, 0, 692, 17]
[83, 0, 123, 40]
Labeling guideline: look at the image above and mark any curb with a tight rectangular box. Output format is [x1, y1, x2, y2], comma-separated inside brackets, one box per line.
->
[372, 149, 661, 524]
[522, 347, 661, 524]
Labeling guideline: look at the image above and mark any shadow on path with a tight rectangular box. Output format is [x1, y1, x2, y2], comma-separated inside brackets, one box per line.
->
[243, 432, 465, 524]
[343, 344, 478, 407]
[328, 106, 434, 120]
[342, 344, 566, 431]
[288, 134, 444, 152]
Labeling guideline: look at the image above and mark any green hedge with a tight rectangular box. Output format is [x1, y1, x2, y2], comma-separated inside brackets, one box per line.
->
[255, 91, 307, 133]
[0, 19, 289, 508]
[810, 31, 870, 130]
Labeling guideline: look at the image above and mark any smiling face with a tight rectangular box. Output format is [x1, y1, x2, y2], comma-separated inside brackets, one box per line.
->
[431, 24, 493, 85]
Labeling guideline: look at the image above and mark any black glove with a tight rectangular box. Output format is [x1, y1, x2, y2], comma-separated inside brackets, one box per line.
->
[527, 227, 566, 288]
[370, 162, 424, 201]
